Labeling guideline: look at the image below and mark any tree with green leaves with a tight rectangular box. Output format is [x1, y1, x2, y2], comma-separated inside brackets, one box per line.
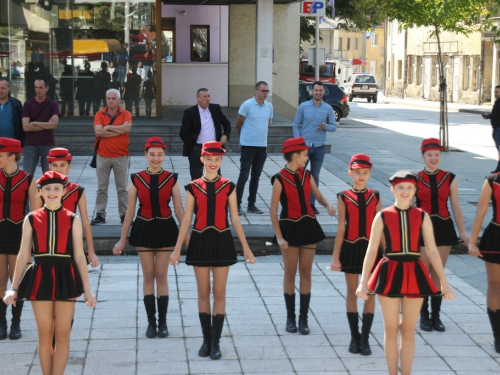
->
[380, 0, 500, 150]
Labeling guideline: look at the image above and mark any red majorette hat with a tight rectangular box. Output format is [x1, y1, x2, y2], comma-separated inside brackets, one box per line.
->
[0, 137, 23, 153]
[280, 137, 309, 153]
[389, 171, 419, 186]
[47, 147, 72, 162]
[37, 171, 68, 187]
[349, 154, 372, 169]
[145, 136, 167, 151]
[201, 141, 226, 156]
[421, 138, 443, 152]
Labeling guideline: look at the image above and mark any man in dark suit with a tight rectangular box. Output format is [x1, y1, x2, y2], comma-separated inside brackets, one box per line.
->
[180, 88, 231, 179]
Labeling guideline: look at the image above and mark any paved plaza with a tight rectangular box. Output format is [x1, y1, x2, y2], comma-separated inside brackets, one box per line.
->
[2, 99, 500, 373]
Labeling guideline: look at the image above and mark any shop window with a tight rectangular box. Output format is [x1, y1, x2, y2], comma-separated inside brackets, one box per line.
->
[190, 25, 210, 62]
[161, 18, 175, 63]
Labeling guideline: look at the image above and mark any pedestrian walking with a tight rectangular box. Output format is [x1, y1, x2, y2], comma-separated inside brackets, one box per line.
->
[293, 81, 337, 214]
[75, 62, 93, 117]
[330, 154, 381, 355]
[416, 138, 469, 332]
[0, 138, 40, 340]
[113, 137, 188, 338]
[235, 81, 273, 215]
[468, 172, 500, 353]
[116, 43, 129, 87]
[123, 66, 141, 117]
[357, 171, 455, 375]
[171, 141, 256, 360]
[92, 62, 111, 115]
[3, 171, 97, 375]
[482, 85, 500, 173]
[59, 65, 74, 117]
[142, 71, 155, 118]
[270, 137, 336, 335]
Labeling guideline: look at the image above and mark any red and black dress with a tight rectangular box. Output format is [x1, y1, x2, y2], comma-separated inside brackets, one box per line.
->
[368, 206, 439, 297]
[185, 175, 237, 267]
[129, 169, 180, 249]
[61, 181, 85, 213]
[416, 169, 458, 246]
[271, 166, 325, 247]
[478, 173, 500, 264]
[0, 169, 33, 255]
[18, 206, 84, 300]
[338, 188, 380, 274]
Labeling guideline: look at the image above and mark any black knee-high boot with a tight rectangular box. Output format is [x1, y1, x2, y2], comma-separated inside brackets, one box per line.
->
[430, 296, 445, 332]
[359, 313, 374, 355]
[284, 293, 297, 333]
[9, 301, 23, 340]
[198, 313, 212, 357]
[298, 293, 311, 335]
[0, 300, 7, 340]
[346, 312, 360, 353]
[210, 314, 225, 360]
[157, 296, 169, 338]
[143, 295, 157, 338]
[487, 308, 500, 353]
[419, 297, 432, 331]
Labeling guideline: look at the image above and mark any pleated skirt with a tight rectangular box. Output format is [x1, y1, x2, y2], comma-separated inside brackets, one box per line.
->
[186, 229, 237, 267]
[0, 221, 23, 255]
[18, 257, 84, 301]
[279, 216, 325, 248]
[129, 217, 179, 249]
[368, 257, 440, 298]
[479, 222, 500, 265]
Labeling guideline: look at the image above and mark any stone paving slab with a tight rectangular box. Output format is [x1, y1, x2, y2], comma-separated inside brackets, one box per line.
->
[2, 255, 499, 374]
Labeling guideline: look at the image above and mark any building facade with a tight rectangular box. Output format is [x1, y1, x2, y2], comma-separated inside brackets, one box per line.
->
[0, 0, 300, 120]
[385, 20, 492, 105]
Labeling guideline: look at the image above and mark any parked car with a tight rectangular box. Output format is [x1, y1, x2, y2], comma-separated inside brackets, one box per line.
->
[344, 73, 378, 103]
[299, 81, 350, 123]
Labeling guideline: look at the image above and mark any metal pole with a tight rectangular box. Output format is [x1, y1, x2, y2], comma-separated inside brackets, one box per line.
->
[315, 16, 319, 81]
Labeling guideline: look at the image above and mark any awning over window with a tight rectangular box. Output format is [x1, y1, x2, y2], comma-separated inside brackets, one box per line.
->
[73, 39, 122, 55]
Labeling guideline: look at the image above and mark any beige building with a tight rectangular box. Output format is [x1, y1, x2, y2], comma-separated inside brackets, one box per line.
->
[385, 20, 492, 104]
[301, 20, 385, 86]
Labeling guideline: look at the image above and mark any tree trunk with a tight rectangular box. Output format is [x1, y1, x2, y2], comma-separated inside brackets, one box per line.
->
[435, 25, 449, 151]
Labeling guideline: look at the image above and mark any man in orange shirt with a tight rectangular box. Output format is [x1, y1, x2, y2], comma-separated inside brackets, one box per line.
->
[91, 89, 132, 225]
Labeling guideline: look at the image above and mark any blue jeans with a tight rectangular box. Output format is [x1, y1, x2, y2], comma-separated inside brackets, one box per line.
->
[22, 145, 52, 177]
[493, 128, 500, 152]
[117, 65, 126, 86]
[305, 145, 326, 204]
[236, 146, 267, 207]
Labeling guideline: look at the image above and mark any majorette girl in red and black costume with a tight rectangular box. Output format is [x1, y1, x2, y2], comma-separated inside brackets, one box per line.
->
[3, 171, 96, 375]
[171, 141, 256, 361]
[416, 138, 469, 333]
[469, 172, 500, 353]
[113, 137, 188, 339]
[0, 137, 41, 340]
[45, 148, 99, 268]
[270, 137, 336, 336]
[331, 154, 381, 355]
[357, 171, 454, 375]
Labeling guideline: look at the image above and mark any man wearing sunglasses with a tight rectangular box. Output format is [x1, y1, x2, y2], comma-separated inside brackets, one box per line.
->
[235, 81, 273, 215]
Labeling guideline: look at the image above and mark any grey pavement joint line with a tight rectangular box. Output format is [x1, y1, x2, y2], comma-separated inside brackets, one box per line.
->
[173, 265, 191, 374]
[82, 265, 104, 375]
[314, 263, 364, 374]
[222, 277, 245, 374]
[247, 262, 299, 374]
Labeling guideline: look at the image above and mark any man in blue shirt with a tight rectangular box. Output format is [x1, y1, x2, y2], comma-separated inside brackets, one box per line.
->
[293, 81, 336, 214]
[235, 81, 273, 215]
[0, 78, 24, 144]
